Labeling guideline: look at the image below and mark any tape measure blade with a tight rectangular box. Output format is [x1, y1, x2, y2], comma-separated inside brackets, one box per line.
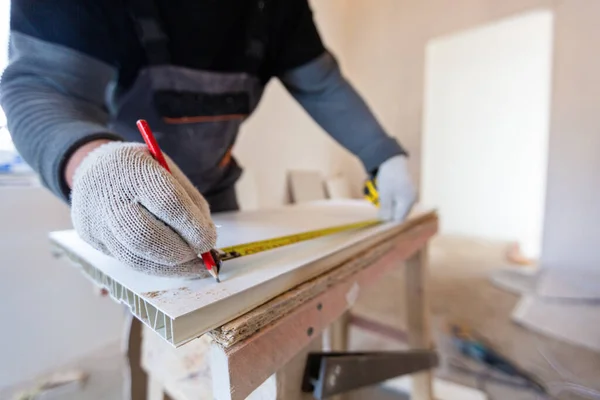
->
[218, 219, 381, 260]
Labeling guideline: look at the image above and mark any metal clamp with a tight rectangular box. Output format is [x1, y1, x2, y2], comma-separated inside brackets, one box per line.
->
[302, 350, 438, 399]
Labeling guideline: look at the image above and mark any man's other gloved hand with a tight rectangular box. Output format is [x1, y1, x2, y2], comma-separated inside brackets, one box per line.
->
[70, 142, 216, 278]
[377, 155, 417, 222]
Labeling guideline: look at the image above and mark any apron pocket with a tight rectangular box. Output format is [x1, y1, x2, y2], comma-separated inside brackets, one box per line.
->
[154, 90, 250, 124]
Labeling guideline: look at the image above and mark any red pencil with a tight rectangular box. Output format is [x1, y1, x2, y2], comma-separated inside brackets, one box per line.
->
[136, 119, 221, 283]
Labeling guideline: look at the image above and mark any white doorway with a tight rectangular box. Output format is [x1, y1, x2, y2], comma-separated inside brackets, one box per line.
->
[421, 10, 553, 260]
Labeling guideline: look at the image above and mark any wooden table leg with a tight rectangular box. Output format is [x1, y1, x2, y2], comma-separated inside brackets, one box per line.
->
[124, 314, 148, 400]
[247, 335, 323, 400]
[326, 312, 350, 400]
[405, 246, 434, 400]
[328, 311, 350, 352]
[147, 375, 173, 400]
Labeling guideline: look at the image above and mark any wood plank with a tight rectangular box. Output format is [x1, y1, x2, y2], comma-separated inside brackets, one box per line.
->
[126, 316, 148, 400]
[147, 376, 166, 400]
[140, 325, 213, 400]
[405, 247, 434, 400]
[210, 219, 437, 400]
[51, 200, 436, 347]
[247, 336, 323, 400]
[208, 238, 394, 348]
[209, 212, 437, 348]
[272, 336, 323, 400]
[328, 311, 350, 352]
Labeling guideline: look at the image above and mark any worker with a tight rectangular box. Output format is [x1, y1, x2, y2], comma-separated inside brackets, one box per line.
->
[2, 1, 417, 397]
[2, 0, 416, 278]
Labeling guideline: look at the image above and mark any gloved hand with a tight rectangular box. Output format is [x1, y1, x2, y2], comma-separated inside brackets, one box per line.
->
[376, 155, 417, 222]
[70, 142, 217, 278]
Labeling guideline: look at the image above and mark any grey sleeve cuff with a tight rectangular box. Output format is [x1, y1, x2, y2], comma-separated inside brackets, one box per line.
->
[279, 51, 407, 173]
[355, 135, 406, 174]
[0, 32, 122, 202]
[53, 130, 123, 202]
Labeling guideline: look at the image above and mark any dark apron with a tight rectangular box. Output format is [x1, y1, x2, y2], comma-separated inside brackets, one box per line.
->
[107, 0, 269, 213]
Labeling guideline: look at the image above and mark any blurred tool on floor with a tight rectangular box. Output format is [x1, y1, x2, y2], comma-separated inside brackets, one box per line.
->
[449, 323, 547, 395]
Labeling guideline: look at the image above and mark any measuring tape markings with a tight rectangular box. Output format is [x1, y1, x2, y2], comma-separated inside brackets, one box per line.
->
[215, 177, 382, 264]
[217, 219, 383, 262]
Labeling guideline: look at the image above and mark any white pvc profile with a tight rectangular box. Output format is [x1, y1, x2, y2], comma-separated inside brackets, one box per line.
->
[52, 243, 175, 344]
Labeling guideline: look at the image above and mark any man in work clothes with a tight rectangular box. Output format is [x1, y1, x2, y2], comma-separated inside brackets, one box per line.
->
[1, 0, 417, 398]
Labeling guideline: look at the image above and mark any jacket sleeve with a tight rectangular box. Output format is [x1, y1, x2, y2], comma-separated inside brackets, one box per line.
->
[275, 0, 407, 173]
[279, 51, 407, 174]
[0, 1, 123, 202]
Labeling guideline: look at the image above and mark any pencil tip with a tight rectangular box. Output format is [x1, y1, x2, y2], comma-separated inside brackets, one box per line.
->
[207, 268, 221, 283]
[216, 277, 221, 283]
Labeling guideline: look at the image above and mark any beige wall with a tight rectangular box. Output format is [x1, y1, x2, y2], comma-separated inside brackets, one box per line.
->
[340, 0, 552, 188]
[237, 0, 599, 276]
[233, 0, 360, 209]
[0, 188, 125, 389]
[540, 0, 600, 274]
[421, 10, 553, 259]
[236, 0, 555, 205]
[344, 0, 599, 276]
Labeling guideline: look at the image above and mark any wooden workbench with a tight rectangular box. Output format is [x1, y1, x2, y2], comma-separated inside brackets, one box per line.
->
[142, 209, 437, 399]
[51, 201, 438, 400]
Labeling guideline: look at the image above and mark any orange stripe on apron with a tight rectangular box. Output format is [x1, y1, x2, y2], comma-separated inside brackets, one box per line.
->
[219, 147, 233, 168]
[163, 114, 247, 124]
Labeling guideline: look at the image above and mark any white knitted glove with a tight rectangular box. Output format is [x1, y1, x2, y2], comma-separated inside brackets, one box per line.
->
[70, 142, 217, 278]
[377, 155, 417, 222]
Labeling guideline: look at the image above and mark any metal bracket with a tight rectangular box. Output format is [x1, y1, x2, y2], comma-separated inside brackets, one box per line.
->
[301, 350, 438, 399]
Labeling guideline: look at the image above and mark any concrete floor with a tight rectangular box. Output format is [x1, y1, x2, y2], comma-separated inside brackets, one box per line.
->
[353, 235, 600, 399]
[5, 235, 600, 399]
[1, 342, 127, 399]
[2, 339, 411, 400]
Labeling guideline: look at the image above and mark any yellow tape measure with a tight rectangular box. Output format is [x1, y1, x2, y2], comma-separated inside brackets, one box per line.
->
[212, 176, 382, 265]
[363, 176, 379, 207]
[216, 218, 382, 262]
